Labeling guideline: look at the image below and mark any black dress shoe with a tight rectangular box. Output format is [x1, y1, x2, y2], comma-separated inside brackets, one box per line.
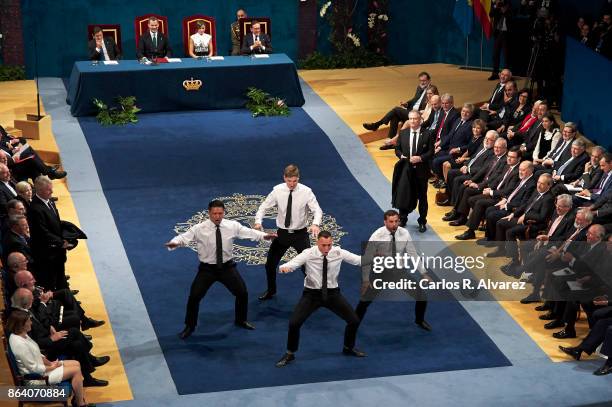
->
[91, 355, 110, 367]
[500, 261, 519, 275]
[275, 352, 295, 368]
[418, 224, 427, 233]
[437, 199, 450, 206]
[415, 320, 432, 331]
[553, 329, 576, 339]
[544, 320, 565, 329]
[535, 304, 551, 312]
[448, 217, 467, 227]
[235, 321, 255, 330]
[379, 143, 395, 150]
[71, 289, 79, 295]
[455, 230, 476, 240]
[258, 290, 276, 301]
[342, 347, 367, 357]
[83, 377, 109, 387]
[539, 312, 556, 320]
[443, 212, 459, 222]
[558, 345, 582, 361]
[444, 209, 456, 217]
[48, 168, 67, 180]
[81, 318, 105, 330]
[520, 294, 540, 304]
[363, 122, 380, 131]
[593, 363, 612, 376]
[486, 248, 506, 258]
[477, 225, 487, 231]
[84, 334, 92, 340]
[178, 326, 194, 339]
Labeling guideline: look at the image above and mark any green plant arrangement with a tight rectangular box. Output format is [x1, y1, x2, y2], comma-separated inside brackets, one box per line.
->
[245, 87, 290, 117]
[0, 65, 26, 81]
[92, 96, 141, 126]
[298, 0, 389, 69]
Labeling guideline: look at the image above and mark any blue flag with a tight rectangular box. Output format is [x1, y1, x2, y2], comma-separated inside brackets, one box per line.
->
[453, 0, 473, 37]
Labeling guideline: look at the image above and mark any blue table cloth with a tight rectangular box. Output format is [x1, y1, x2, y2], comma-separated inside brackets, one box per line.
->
[66, 54, 305, 116]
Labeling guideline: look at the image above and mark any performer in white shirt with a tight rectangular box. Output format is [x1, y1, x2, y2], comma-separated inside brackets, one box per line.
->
[356, 210, 433, 333]
[166, 200, 276, 339]
[7, 309, 91, 407]
[188, 21, 213, 57]
[275, 231, 364, 367]
[254, 164, 323, 300]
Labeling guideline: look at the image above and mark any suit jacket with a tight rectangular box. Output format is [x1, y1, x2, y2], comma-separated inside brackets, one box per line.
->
[27, 195, 66, 263]
[582, 166, 603, 190]
[467, 146, 494, 175]
[2, 230, 35, 266]
[591, 172, 612, 205]
[136, 31, 172, 60]
[544, 210, 577, 242]
[554, 152, 589, 183]
[392, 128, 434, 210]
[88, 37, 121, 61]
[592, 189, 612, 218]
[487, 82, 506, 111]
[506, 175, 537, 212]
[423, 108, 443, 131]
[546, 137, 574, 164]
[433, 108, 460, 142]
[491, 164, 520, 199]
[440, 119, 473, 151]
[241, 33, 272, 55]
[516, 190, 555, 224]
[0, 180, 18, 218]
[572, 241, 608, 283]
[405, 85, 429, 111]
[471, 153, 507, 188]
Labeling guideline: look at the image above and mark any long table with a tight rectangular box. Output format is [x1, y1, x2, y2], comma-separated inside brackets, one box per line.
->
[66, 54, 305, 116]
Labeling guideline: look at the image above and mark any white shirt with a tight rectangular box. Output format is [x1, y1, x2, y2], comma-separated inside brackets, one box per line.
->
[281, 245, 361, 289]
[365, 226, 426, 279]
[191, 32, 211, 53]
[96, 39, 110, 61]
[255, 183, 323, 230]
[170, 218, 266, 264]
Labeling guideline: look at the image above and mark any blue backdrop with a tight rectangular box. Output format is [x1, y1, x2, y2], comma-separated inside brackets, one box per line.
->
[562, 37, 612, 149]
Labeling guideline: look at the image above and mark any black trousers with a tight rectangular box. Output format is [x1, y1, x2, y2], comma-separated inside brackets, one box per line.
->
[465, 195, 497, 230]
[449, 172, 470, 206]
[380, 107, 409, 139]
[51, 289, 86, 330]
[484, 207, 510, 240]
[492, 31, 509, 74]
[43, 327, 95, 377]
[287, 288, 359, 352]
[400, 174, 429, 225]
[457, 186, 484, 216]
[9, 152, 52, 182]
[355, 273, 427, 325]
[184, 262, 248, 328]
[264, 228, 310, 293]
[581, 307, 612, 353]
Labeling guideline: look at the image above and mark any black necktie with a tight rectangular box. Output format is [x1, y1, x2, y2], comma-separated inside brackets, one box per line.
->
[322, 255, 328, 300]
[390, 232, 397, 257]
[284, 190, 293, 228]
[47, 200, 57, 217]
[215, 225, 223, 268]
[153, 33, 157, 48]
[410, 131, 417, 157]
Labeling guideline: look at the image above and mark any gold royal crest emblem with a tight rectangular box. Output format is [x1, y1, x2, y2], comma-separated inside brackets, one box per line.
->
[183, 77, 202, 91]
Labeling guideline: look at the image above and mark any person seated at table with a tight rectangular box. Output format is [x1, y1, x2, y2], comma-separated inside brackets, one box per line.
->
[136, 16, 172, 61]
[241, 22, 272, 55]
[231, 9, 247, 56]
[189, 21, 213, 58]
[88, 26, 120, 61]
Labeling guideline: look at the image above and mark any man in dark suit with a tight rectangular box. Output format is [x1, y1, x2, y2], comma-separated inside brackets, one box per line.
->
[240, 21, 272, 55]
[2, 215, 35, 267]
[443, 137, 508, 224]
[489, 1, 512, 80]
[363, 72, 432, 140]
[445, 130, 496, 206]
[432, 103, 473, 187]
[536, 122, 577, 172]
[574, 153, 612, 207]
[0, 163, 18, 220]
[136, 16, 172, 60]
[431, 94, 460, 159]
[589, 188, 612, 228]
[27, 176, 70, 291]
[548, 140, 589, 194]
[482, 165, 538, 244]
[88, 26, 121, 61]
[479, 69, 512, 120]
[488, 173, 555, 260]
[455, 149, 523, 240]
[392, 110, 434, 232]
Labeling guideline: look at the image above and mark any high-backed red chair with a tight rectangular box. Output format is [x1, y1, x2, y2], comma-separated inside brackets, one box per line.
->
[134, 14, 169, 47]
[238, 17, 272, 48]
[182, 15, 217, 56]
[87, 24, 122, 53]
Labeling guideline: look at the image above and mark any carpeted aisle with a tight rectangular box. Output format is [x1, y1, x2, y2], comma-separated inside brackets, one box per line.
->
[77, 108, 510, 394]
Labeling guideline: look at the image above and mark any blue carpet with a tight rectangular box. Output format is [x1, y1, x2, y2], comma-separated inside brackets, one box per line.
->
[77, 108, 511, 394]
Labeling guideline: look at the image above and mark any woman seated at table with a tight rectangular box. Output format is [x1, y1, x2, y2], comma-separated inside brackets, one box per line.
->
[189, 21, 213, 58]
[7, 310, 92, 407]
